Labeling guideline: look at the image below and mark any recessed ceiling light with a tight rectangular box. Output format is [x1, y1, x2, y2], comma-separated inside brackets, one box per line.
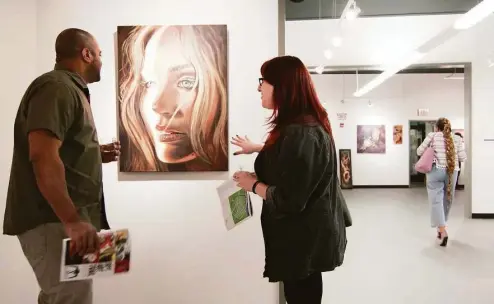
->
[324, 49, 333, 60]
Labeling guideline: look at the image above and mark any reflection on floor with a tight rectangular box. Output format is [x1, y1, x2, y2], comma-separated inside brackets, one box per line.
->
[323, 188, 494, 304]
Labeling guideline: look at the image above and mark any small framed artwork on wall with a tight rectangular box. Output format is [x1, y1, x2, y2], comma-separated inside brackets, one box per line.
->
[393, 125, 403, 144]
[339, 149, 353, 189]
[356, 125, 386, 153]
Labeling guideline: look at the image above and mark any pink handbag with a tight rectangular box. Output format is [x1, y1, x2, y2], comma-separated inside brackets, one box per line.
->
[415, 136, 435, 174]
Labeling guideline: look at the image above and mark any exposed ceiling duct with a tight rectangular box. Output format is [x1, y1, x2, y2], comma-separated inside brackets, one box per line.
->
[286, 0, 479, 20]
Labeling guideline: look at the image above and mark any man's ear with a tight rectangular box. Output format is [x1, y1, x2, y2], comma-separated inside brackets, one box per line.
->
[81, 48, 93, 63]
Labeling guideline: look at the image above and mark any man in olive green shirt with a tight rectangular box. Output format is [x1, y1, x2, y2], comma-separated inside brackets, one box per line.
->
[3, 28, 120, 304]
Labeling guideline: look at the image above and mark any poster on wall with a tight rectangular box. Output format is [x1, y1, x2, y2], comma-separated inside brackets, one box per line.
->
[337, 113, 347, 121]
[393, 125, 403, 144]
[356, 125, 386, 153]
[116, 25, 229, 172]
[339, 149, 353, 189]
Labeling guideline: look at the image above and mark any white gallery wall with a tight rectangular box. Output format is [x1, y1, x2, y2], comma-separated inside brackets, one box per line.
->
[0, 0, 279, 303]
[314, 73, 464, 186]
[0, 1, 38, 304]
[287, 14, 494, 214]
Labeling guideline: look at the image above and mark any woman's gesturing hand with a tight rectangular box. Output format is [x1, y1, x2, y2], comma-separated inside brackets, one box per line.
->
[231, 135, 262, 155]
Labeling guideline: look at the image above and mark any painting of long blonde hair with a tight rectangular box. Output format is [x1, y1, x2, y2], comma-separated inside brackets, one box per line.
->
[117, 25, 228, 172]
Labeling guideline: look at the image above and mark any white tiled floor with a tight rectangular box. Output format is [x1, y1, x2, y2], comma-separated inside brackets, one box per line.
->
[322, 188, 494, 304]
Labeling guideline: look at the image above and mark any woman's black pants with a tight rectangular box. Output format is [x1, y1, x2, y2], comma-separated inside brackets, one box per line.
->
[283, 272, 323, 304]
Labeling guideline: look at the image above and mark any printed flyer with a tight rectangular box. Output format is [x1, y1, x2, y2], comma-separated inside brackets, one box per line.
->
[217, 179, 254, 230]
[60, 229, 131, 281]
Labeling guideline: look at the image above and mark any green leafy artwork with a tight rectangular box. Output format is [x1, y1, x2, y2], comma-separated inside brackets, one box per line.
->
[228, 189, 249, 224]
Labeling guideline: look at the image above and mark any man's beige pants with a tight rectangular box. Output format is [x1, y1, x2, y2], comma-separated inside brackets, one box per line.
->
[17, 223, 93, 304]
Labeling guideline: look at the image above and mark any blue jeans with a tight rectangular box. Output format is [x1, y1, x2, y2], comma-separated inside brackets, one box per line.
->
[426, 165, 458, 227]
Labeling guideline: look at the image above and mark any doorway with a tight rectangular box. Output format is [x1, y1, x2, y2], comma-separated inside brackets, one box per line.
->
[409, 120, 436, 187]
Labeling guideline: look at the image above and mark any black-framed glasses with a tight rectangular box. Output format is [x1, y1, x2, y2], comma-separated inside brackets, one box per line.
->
[258, 78, 264, 85]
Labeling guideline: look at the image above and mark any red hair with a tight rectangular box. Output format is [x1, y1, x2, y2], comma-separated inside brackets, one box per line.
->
[261, 55, 332, 146]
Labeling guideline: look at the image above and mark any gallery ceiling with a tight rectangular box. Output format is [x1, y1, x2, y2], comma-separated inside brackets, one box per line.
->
[306, 64, 466, 75]
[286, 0, 480, 20]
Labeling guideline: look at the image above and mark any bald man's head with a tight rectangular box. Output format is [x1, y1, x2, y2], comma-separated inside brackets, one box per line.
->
[55, 28, 95, 62]
[54, 28, 103, 83]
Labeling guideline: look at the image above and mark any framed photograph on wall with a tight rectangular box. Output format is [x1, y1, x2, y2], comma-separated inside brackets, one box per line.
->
[116, 25, 228, 172]
[339, 149, 353, 189]
[356, 125, 386, 153]
[393, 125, 403, 144]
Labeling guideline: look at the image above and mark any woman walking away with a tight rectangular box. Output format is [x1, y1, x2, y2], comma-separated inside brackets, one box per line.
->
[417, 117, 467, 247]
[231, 55, 348, 304]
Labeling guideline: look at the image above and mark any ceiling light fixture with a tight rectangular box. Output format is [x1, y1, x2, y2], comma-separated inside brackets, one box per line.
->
[324, 49, 333, 60]
[315, 66, 324, 74]
[342, 0, 361, 21]
[454, 0, 494, 30]
[346, 6, 361, 20]
[352, 1, 493, 98]
[354, 51, 425, 97]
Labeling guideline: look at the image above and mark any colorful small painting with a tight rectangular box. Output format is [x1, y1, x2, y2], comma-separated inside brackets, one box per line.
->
[393, 125, 403, 144]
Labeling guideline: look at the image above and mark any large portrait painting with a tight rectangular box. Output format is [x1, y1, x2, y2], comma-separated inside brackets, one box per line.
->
[117, 25, 228, 172]
[357, 125, 386, 154]
[339, 149, 353, 189]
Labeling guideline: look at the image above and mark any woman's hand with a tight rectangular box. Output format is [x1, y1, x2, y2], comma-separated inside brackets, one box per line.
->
[233, 171, 257, 192]
[231, 135, 262, 155]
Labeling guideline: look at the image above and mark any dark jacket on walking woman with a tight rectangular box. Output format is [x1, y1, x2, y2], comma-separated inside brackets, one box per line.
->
[254, 122, 348, 282]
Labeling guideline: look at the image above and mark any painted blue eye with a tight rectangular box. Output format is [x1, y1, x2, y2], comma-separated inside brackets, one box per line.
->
[141, 80, 155, 88]
[177, 79, 195, 90]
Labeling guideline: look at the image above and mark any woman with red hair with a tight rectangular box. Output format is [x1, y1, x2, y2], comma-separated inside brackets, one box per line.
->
[232, 56, 348, 304]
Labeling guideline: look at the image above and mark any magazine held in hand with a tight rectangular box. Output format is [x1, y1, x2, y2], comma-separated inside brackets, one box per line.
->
[60, 229, 131, 281]
[217, 178, 254, 230]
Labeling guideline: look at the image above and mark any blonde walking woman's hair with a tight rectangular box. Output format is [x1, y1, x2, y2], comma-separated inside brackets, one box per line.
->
[436, 117, 456, 200]
[118, 25, 228, 171]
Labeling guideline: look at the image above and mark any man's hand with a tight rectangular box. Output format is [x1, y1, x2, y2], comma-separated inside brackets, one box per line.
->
[64, 220, 99, 256]
[100, 141, 121, 163]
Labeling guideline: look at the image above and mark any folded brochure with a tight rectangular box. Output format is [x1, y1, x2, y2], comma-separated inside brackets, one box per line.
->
[217, 179, 254, 230]
[60, 229, 131, 281]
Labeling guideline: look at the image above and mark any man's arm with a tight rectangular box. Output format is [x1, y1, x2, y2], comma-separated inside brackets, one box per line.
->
[29, 131, 98, 255]
[26, 81, 79, 222]
[26, 80, 98, 255]
[29, 130, 80, 224]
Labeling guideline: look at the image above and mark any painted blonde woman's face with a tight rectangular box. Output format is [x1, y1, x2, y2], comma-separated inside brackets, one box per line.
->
[140, 28, 198, 164]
